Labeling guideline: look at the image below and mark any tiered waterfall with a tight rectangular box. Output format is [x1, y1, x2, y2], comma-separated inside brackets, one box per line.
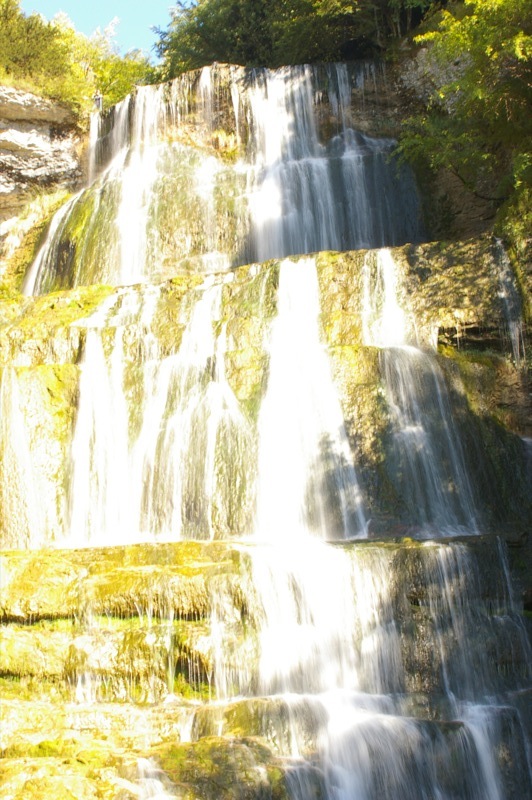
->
[0, 63, 530, 800]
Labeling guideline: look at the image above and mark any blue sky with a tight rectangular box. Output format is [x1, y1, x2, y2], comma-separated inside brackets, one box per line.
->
[20, 1, 174, 60]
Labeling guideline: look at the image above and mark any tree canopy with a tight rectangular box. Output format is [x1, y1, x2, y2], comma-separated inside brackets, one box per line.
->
[0, 0, 155, 118]
[398, 0, 531, 242]
[1, 0, 529, 246]
[156, 0, 434, 76]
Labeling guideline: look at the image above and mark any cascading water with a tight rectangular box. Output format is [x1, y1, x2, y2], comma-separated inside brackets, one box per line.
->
[2, 61, 530, 800]
[362, 248, 479, 535]
[243, 65, 421, 262]
[207, 537, 531, 799]
[255, 257, 366, 541]
[65, 276, 255, 546]
[23, 63, 423, 294]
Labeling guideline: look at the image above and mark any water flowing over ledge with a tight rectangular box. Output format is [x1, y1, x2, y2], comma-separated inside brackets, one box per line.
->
[24, 63, 424, 294]
[1, 536, 531, 798]
[0, 60, 530, 800]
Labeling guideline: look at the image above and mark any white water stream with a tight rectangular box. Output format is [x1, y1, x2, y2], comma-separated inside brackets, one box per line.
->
[64, 277, 254, 545]
[362, 249, 479, 535]
[255, 258, 366, 541]
[492, 238, 526, 366]
[24, 63, 423, 294]
[5, 62, 531, 800]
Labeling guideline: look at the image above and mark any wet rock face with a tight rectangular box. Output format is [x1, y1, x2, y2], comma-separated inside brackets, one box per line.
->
[0, 239, 529, 550]
[0, 86, 82, 225]
[0, 538, 529, 799]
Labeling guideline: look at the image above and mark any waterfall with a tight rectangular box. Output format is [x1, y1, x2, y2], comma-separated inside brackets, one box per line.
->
[24, 63, 424, 294]
[64, 277, 254, 546]
[3, 62, 530, 800]
[255, 257, 366, 541]
[362, 248, 479, 535]
[492, 238, 526, 366]
[205, 538, 531, 799]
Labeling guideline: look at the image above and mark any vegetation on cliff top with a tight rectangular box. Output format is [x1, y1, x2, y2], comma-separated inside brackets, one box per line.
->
[156, 0, 434, 73]
[1, 0, 529, 247]
[398, 0, 531, 249]
[0, 0, 155, 117]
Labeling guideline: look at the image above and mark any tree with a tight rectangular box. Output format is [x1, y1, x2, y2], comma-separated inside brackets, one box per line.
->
[399, 0, 532, 203]
[157, 0, 438, 75]
[157, 0, 275, 75]
[0, 0, 155, 119]
[0, 0, 68, 80]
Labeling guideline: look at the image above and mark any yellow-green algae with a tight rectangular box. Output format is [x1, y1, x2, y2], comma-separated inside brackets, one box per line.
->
[0, 284, 114, 367]
[153, 736, 290, 800]
[0, 541, 249, 622]
[0, 190, 71, 298]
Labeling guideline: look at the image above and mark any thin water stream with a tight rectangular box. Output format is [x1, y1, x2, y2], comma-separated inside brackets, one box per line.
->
[362, 249, 479, 535]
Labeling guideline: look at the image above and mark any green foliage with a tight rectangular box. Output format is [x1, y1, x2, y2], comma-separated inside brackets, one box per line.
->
[157, 0, 276, 75]
[157, 0, 435, 75]
[0, 0, 69, 81]
[0, 0, 155, 120]
[399, 0, 532, 210]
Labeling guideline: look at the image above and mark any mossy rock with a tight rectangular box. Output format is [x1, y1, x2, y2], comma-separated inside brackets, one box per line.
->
[0, 551, 84, 621]
[0, 284, 114, 366]
[60, 617, 220, 702]
[0, 626, 72, 678]
[0, 361, 79, 548]
[150, 278, 203, 356]
[153, 736, 291, 800]
[0, 190, 71, 297]
[0, 541, 251, 622]
[0, 754, 129, 800]
[440, 346, 531, 436]
[193, 696, 327, 756]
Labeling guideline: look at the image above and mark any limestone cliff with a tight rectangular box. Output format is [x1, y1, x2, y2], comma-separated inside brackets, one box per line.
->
[0, 86, 83, 294]
[0, 86, 82, 223]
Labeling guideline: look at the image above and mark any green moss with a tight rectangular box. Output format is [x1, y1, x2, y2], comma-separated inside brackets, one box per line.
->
[0, 191, 71, 297]
[221, 262, 278, 424]
[440, 345, 529, 434]
[150, 279, 202, 356]
[0, 284, 115, 371]
[1, 542, 249, 622]
[495, 185, 531, 322]
[2, 739, 79, 759]
[33, 181, 122, 292]
[173, 671, 212, 700]
[211, 129, 240, 162]
[153, 736, 290, 800]
[0, 675, 70, 702]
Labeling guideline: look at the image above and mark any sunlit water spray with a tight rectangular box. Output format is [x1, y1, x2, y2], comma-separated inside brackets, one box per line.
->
[137, 758, 179, 799]
[206, 536, 532, 800]
[129, 279, 253, 541]
[255, 257, 366, 542]
[244, 64, 422, 263]
[65, 277, 254, 546]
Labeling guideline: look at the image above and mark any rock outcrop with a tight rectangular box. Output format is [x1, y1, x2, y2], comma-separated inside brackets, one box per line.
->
[1, 537, 529, 799]
[0, 86, 82, 226]
[0, 240, 529, 552]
